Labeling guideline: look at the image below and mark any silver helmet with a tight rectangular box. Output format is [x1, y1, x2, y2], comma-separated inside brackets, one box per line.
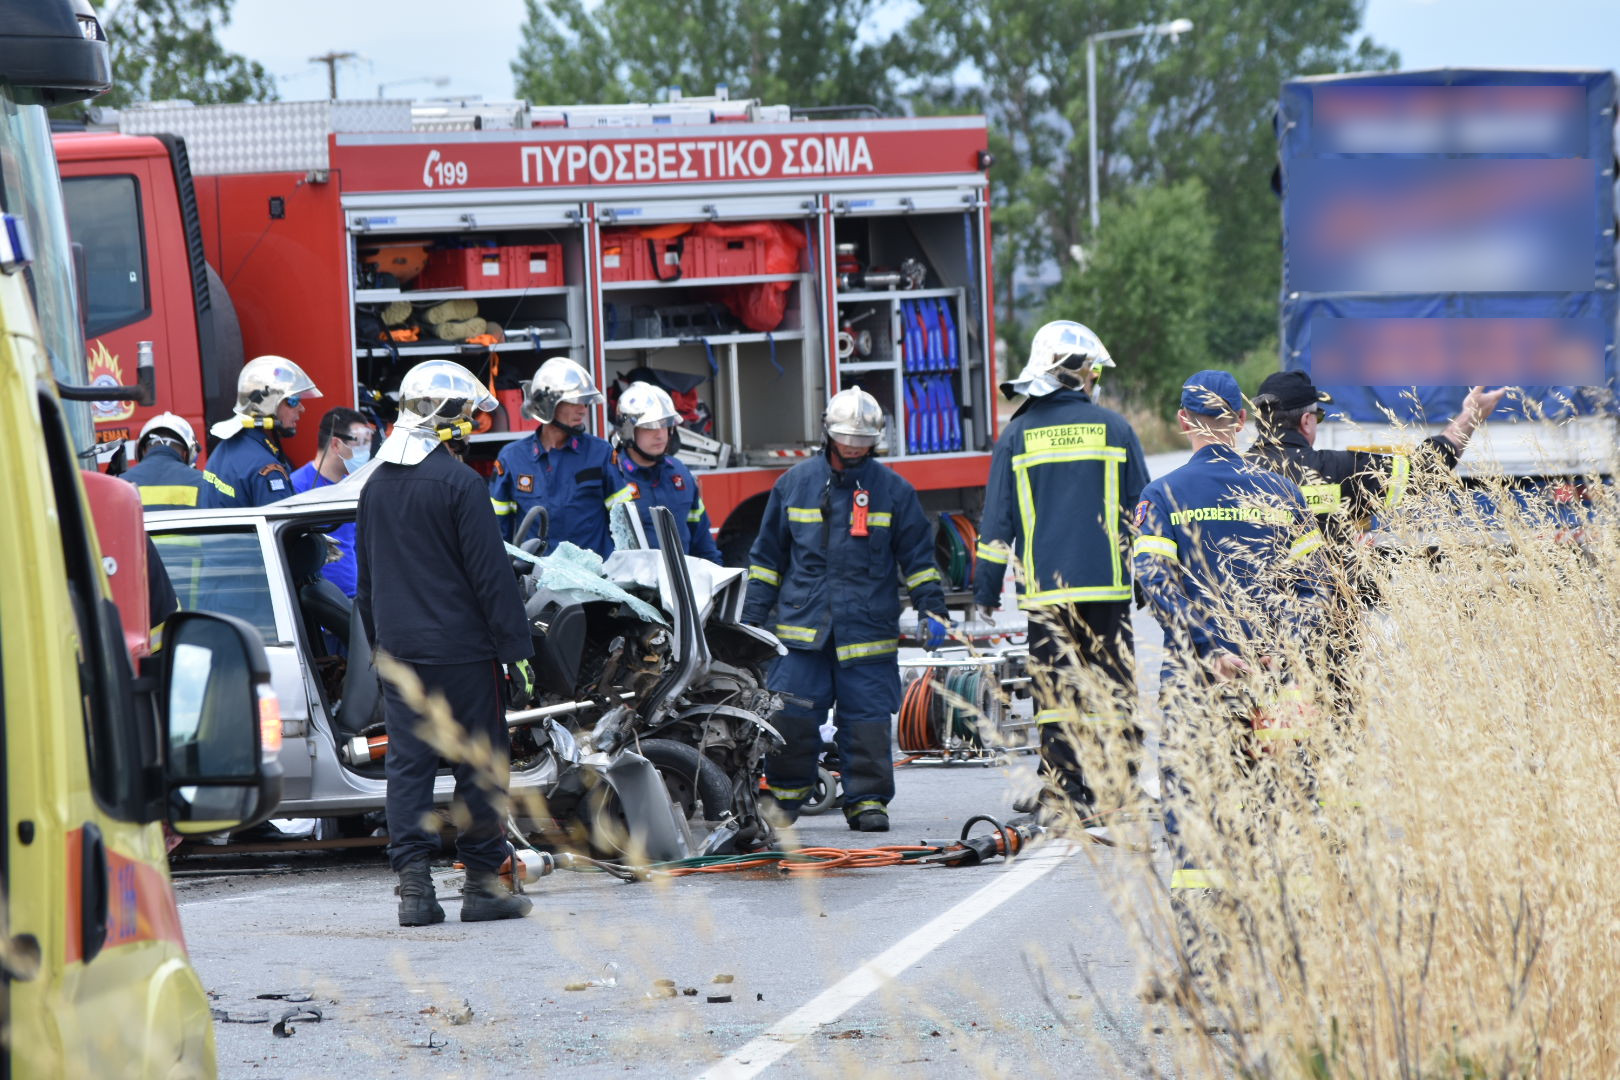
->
[209, 355, 322, 440]
[823, 386, 885, 449]
[524, 356, 603, 425]
[137, 411, 200, 464]
[376, 360, 498, 466]
[1001, 320, 1113, 400]
[613, 381, 682, 452]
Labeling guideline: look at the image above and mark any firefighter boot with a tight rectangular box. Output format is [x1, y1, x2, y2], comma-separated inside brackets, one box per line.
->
[460, 869, 533, 922]
[846, 800, 890, 832]
[396, 859, 445, 927]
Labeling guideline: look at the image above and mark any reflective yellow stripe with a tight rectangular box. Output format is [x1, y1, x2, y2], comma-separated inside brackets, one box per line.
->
[1299, 483, 1343, 515]
[868, 511, 892, 527]
[605, 486, 636, 509]
[149, 624, 164, 652]
[844, 799, 885, 816]
[905, 567, 941, 589]
[491, 499, 517, 516]
[1011, 445, 1128, 595]
[768, 785, 812, 800]
[835, 638, 898, 662]
[786, 506, 822, 523]
[1035, 708, 1123, 725]
[1171, 868, 1225, 890]
[687, 501, 707, 523]
[749, 564, 781, 586]
[1022, 585, 1131, 606]
[1288, 530, 1325, 561]
[137, 485, 199, 507]
[1131, 535, 1178, 560]
[1384, 453, 1411, 509]
[201, 471, 235, 499]
[975, 541, 1009, 565]
[775, 624, 818, 643]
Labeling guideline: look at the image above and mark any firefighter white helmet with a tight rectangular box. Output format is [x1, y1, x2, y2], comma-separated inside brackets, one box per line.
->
[209, 355, 322, 440]
[137, 411, 200, 464]
[524, 356, 604, 424]
[1001, 320, 1114, 400]
[613, 381, 682, 450]
[823, 386, 886, 449]
[376, 360, 498, 466]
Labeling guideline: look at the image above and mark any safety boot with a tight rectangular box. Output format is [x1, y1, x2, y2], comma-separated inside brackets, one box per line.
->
[847, 808, 890, 833]
[396, 859, 445, 927]
[460, 869, 533, 922]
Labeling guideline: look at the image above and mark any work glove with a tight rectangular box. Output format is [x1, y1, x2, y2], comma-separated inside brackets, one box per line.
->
[918, 612, 951, 651]
[504, 658, 536, 710]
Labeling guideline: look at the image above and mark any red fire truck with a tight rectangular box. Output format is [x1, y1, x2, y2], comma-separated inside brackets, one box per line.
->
[53, 96, 995, 566]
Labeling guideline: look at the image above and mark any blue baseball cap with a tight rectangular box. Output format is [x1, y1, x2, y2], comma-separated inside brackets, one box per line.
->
[1179, 370, 1243, 417]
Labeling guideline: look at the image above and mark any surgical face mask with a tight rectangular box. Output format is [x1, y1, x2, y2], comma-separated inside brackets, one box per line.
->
[344, 442, 372, 474]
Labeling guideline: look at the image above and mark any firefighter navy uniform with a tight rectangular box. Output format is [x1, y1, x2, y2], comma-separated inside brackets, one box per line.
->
[1131, 441, 1326, 906]
[614, 450, 724, 563]
[743, 450, 947, 822]
[121, 443, 212, 510]
[356, 443, 534, 879]
[489, 430, 633, 554]
[973, 387, 1150, 811]
[201, 426, 296, 509]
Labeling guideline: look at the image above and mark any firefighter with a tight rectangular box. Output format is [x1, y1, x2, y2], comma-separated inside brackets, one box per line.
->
[355, 361, 535, 926]
[742, 387, 950, 832]
[489, 357, 633, 554]
[288, 406, 375, 598]
[1131, 370, 1326, 972]
[202, 355, 321, 509]
[611, 381, 723, 563]
[1245, 371, 1506, 716]
[973, 321, 1150, 834]
[120, 412, 209, 510]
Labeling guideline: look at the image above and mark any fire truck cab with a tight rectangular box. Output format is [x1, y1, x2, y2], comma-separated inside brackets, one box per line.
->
[55, 95, 997, 576]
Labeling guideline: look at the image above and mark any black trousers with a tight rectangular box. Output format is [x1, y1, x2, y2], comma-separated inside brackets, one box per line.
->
[1026, 601, 1139, 810]
[383, 658, 510, 873]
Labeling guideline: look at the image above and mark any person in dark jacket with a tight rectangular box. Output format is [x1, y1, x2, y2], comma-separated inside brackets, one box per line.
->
[743, 387, 950, 832]
[121, 412, 210, 510]
[489, 356, 632, 554]
[974, 321, 1150, 834]
[356, 361, 535, 927]
[202, 355, 321, 509]
[611, 381, 723, 563]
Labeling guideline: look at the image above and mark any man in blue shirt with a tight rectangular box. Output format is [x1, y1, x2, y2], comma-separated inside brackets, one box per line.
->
[490, 357, 632, 554]
[121, 412, 210, 510]
[611, 381, 722, 563]
[203, 355, 321, 509]
[290, 406, 374, 597]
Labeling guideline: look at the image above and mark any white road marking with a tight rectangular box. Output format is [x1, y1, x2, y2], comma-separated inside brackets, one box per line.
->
[693, 841, 1079, 1080]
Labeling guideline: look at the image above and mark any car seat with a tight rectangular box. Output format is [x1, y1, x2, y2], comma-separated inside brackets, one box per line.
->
[285, 530, 382, 741]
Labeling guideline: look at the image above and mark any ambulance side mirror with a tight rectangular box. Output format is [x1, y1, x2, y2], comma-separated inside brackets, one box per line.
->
[156, 611, 284, 835]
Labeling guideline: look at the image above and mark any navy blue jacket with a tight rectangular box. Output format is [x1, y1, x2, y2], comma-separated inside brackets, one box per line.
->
[356, 444, 532, 666]
[614, 450, 723, 563]
[202, 428, 296, 509]
[743, 451, 946, 666]
[489, 430, 632, 554]
[974, 389, 1149, 609]
[1131, 444, 1326, 677]
[122, 445, 211, 510]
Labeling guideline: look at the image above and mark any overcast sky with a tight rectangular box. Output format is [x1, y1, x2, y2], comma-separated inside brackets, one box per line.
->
[214, 0, 1620, 107]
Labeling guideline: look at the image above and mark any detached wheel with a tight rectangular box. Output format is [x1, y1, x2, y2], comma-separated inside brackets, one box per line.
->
[636, 738, 734, 823]
[799, 766, 839, 816]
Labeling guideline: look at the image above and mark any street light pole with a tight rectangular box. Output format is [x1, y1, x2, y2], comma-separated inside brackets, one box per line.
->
[1085, 18, 1194, 233]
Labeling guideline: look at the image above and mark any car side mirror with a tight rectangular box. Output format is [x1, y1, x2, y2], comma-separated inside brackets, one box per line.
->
[158, 611, 284, 835]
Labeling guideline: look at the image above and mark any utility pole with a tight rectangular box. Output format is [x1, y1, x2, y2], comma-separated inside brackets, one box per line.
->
[308, 51, 358, 100]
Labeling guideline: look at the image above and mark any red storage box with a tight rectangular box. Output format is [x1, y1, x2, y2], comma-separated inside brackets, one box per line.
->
[497, 388, 538, 432]
[599, 228, 697, 282]
[698, 232, 767, 278]
[417, 246, 507, 291]
[599, 228, 639, 282]
[505, 243, 564, 289]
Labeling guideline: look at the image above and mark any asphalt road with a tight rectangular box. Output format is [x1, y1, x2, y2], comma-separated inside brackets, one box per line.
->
[178, 609, 1178, 1079]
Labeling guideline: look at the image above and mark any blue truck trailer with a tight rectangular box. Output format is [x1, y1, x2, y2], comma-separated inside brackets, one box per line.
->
[1277, 69, 1618, 476]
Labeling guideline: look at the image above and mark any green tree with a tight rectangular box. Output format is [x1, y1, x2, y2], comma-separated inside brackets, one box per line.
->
[902, 0, 1395, 365]
[512, 0, 904, 110]
[1042, 179, 1216, 413]
[97, 0, 276, 107]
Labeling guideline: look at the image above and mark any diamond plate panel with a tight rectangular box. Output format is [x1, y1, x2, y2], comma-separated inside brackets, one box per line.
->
[118, 100, 411, 174]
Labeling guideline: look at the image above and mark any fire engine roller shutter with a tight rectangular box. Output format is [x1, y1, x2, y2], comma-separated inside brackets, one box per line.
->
[344, 199, 584, 234]
[595, 195, 814, 226]
[831, 187, 983, 216]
